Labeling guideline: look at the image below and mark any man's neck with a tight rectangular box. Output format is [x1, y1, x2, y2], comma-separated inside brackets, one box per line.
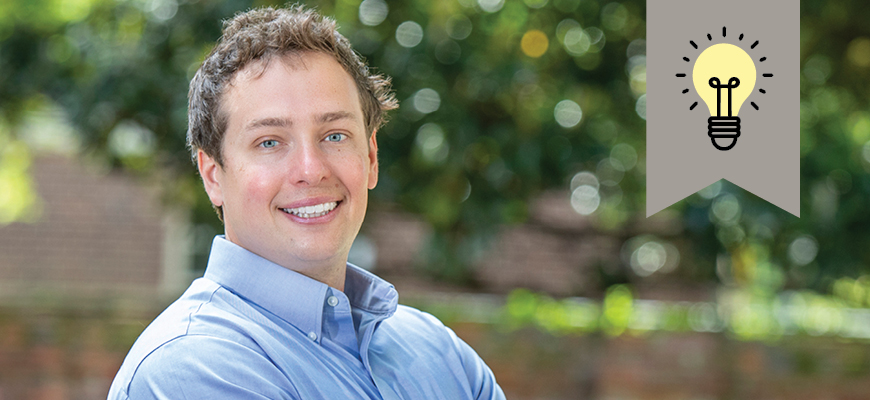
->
[293, 261, 347, 292]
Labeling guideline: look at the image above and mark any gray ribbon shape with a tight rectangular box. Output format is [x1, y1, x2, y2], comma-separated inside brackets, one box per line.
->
[646, 0, 799, 217]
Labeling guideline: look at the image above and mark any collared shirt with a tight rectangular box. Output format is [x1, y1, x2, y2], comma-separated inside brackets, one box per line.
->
[108, 236, 505, 400]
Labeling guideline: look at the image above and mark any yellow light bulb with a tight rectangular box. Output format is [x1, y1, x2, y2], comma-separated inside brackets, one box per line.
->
[692, 43, 756, 150]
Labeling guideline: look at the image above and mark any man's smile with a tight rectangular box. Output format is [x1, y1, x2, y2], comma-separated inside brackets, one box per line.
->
[280, 201, 339, 219]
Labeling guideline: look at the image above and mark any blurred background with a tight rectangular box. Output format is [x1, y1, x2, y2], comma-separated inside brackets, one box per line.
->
[1, 0, 869, 398]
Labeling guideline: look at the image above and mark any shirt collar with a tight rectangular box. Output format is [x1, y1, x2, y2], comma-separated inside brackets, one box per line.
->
[344, 262, 398, 317]
[203, 236, 398, 337]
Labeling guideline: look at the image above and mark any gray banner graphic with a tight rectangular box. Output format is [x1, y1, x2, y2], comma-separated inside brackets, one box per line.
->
[646, 0, 800, 217]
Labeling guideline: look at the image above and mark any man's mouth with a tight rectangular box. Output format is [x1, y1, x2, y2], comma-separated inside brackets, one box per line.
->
[280, 201, 339, 219]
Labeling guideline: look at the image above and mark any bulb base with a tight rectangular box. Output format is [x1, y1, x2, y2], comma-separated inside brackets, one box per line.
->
[707, 116, 741, 151]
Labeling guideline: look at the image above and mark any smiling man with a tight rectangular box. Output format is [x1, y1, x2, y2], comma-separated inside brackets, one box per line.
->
[107, 5, 505, 400]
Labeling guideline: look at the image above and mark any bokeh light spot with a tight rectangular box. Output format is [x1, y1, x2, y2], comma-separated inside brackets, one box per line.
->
[477, 0, 505, 13]
[698, 180, 723, 199]
[359, 0, 389, 26]
[563, 27, 590, 56]
[416, 123, 449, 163]
[523, 0, 549, 8]
[803, 54, 832, 85]
[635, 94, 647, 120]
[849, 112, 870, 144]
[435, 39, 462, 64]
[631, 241, 667, 277]
[788, 235, 819, 266]
[146, 0, 178, 22]
[597, 158, 624, 186]
[847, 37, 870, 67]
[412, 88, 441, 114]
[601, 3, 629, 32]
[570, 171, 599, 191]
[556, 19, 580, 43]
[446, 14, 473, 40]
[396, 21, 424, 48]
[610, 143, 638, 171]
[554, 99, 583, 128]
[108, 120, 155, 158]
[521, 30, 549, 58]
[571, 185, 600, 215]
[711, 194, 741, 223]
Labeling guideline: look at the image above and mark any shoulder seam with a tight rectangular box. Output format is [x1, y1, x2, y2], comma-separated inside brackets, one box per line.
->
[185, 285, 221, 334]
[121, 285, 222, 396]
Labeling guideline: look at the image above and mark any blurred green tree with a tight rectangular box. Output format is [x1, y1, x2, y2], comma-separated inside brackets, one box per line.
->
[2, 0, 869, 296]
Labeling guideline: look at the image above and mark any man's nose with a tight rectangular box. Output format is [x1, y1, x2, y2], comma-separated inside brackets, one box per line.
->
[292, 141, 330, 185]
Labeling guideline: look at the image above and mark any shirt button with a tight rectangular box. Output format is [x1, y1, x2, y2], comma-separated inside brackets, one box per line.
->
[308, 332, 317, 341]
[327, 296, 339, 307]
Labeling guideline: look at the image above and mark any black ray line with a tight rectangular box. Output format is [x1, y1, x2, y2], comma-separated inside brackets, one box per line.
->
[676, 73, 687, 77]
[751, 40, 759, 49]
[723, 27, 726, 37]
[739, 33, 744, 41]
[759, 57, 767, 62]
[763, 73, 773, 77]
[759, 88, 766, 94]
[690, 40, 698, 49]
[682, 88, 690, 94]
[690, 102, 698, 110]
[751, 102, 759, 110]
[683, 57, 690, 62]
[707, 33, 712, 41]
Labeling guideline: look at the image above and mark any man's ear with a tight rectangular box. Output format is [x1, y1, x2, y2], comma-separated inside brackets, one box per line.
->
[197, 149, 224, 208]
[367, 130, 379, 190]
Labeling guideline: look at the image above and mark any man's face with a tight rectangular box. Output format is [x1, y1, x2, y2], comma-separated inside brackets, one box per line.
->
[198, 52, 378, 277]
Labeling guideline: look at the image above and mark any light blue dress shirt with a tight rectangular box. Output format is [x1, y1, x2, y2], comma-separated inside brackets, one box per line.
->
[108, 236, 505, 399]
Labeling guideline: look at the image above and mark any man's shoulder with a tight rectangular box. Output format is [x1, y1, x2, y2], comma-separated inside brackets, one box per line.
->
[390, 304, 449, 332]
[109, 333, 295, 399]
[377, 304, 462, 351]
[121, 278, 222, 356]
[108, 278, 292, 399]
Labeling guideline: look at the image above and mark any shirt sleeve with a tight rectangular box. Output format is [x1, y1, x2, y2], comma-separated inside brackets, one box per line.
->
[444, 325, 507, 400]
[121, 335, 300, 400]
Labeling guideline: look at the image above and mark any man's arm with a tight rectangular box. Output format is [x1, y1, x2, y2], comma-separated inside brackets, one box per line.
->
[444, 324, 507, 400]
[112, 335, 299, 400]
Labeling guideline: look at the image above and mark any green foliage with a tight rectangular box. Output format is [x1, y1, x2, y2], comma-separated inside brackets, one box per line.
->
[502, 287, 870, 342]
[0, 126, 41, 224]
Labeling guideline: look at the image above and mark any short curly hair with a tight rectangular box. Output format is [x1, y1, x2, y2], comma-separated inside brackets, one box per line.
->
[187, 4, 397, 219]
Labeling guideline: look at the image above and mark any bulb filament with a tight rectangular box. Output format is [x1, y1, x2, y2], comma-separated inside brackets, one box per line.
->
[708, 77, 740, 117]
[706, 77, 741, 151]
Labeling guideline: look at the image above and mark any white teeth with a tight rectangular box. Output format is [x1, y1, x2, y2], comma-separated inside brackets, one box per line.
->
[282, 202, 338, 218]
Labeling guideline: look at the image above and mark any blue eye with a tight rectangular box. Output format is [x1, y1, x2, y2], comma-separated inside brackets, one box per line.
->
[260, 140, 278, 148]
[325, 133, 346, 142]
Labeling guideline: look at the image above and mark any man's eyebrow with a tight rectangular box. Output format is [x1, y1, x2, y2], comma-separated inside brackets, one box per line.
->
[244, 117, 292, 131]
[316, 111, 357, 124]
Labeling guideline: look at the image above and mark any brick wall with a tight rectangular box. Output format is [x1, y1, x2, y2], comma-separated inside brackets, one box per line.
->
[0, 305, 156, 400]
[0, 156, 167, 298]
[451, 324, 870, 400]
[0, 301, 866, 399]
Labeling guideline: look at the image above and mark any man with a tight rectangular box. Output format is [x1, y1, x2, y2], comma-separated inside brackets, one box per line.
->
[108, 4, 505, 400]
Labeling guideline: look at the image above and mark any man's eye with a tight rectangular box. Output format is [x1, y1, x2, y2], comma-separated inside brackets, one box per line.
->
[260, 140, 278, 148]
[325, 133, 346, 142]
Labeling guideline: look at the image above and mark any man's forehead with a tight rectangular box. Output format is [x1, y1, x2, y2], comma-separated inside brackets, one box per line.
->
[220, 52, 365, 127]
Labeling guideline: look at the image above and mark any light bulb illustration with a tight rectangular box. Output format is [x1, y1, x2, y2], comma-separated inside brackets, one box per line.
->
[694, 44, 755, 150]
[676, 27, 772, 151]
